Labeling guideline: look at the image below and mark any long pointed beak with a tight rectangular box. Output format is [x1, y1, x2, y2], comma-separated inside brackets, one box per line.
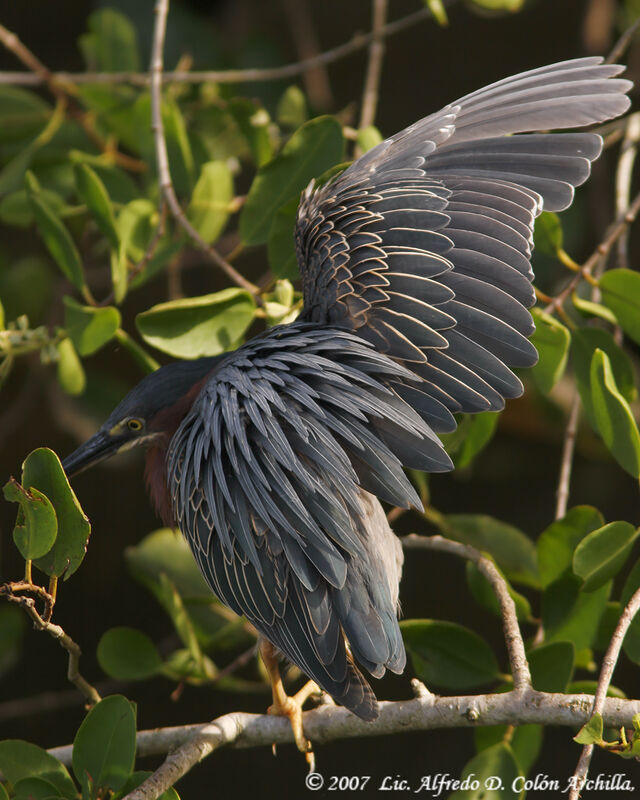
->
[62, 430, 120, 478]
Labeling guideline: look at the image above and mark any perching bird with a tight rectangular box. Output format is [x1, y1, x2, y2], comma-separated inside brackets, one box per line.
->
[63, 58, 631, 758]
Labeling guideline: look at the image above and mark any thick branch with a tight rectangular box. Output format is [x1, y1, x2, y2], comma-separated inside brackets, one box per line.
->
[150, 0, 259, 296]
[41, 690, 640, 800]
[0, 7, 440, 89]
[402, 534, 532, 690]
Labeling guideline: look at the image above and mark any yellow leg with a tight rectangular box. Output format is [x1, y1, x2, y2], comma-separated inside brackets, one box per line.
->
[260, 640, 318, 772]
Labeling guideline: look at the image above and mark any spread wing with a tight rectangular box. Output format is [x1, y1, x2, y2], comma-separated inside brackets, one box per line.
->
[296, 57, 631, 429]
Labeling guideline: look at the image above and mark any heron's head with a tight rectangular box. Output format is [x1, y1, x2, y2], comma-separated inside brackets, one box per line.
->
[62, 356, 224, 477]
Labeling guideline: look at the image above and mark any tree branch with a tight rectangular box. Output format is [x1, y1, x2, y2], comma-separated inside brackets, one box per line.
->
[358, 0, 388, 134]
[149, 0, 259, 296]
[0, 7, 442, 89]
[402, 534, 532, 690]
[569, 587, 640, 799]
[555, 391, 581, 521]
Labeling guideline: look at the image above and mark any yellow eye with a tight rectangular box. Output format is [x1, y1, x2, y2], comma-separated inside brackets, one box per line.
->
[127, 418, 143, 432]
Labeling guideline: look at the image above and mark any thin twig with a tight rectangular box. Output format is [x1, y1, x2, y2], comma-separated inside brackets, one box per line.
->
[545, 189, 640, 316]
[149, 0, 259, 296]
[568, 587, 640, 800]
[211, 643, 259, 685]
[555, 392, 581, 521]
[281, 0, 333, 111]
[358, 0, 388, 134]
[0, 23, 145, 173]
[402, 534, 532, 690]
[0, 583, 101, 706]
[40, 690, 640, 800]
[606, 15, 640, 64]
[0, 7, 441, 90]
[615, 112, 640, 269]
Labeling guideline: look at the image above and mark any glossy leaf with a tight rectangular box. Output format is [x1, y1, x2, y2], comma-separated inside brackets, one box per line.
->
[474, 726, 542, 776]
[537, 506, 604, 588]
[136, 288, 255, 358]
[186, 161, 233, 244]
[571, 293, 618, 325]
[267, 196, 301, 280]
[528, 641, 574, 692]
[622, 613, 640, 664]
[590, 348, 640, 478]
[533, 211, 562, 257]
[356, 125, 384, 153]
[63, 297, 121, 356]
[0, 741, 76, 799]
[276, 86, 307, 129]
[13, 776, 63, 800]
[26, 172, 84, 290]
[240, 115, 344, 245]
[449, 743, 521, 800]
[599, 268, 640, 345]
[444, 514, 539, 588]
[79, 9, 140, 72]
[621, 557, 640, 607]
[97, 627, 163, 680]
[56, 338, 86, 396]
[74, 163, 119, 248]
[3, 478, 57, 560]
[401, 619, 501, 689]
[529, 308, 570, 393]
[542, 574, 611, 651]
[573, 521, 638, 591]
[163, 98, 195, 194]
[574, 713, 604, 745]
[23, 448, 91, 580]
[465, 561, 531, 621]
[72, 695, 136, 797]
[441, 412, 500, 468]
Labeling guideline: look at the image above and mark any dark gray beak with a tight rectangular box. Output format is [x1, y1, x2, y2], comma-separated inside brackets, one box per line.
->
[62, 430, 121, 478]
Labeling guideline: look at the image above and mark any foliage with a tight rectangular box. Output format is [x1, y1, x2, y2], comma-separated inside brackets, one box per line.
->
[0, 3, 639, 799]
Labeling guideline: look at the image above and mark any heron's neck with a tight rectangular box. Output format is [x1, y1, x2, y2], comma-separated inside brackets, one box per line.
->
[144, 375, 210, 527]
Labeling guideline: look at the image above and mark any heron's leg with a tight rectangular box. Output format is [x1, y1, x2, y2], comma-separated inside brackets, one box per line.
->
[260, 639, 317, 771]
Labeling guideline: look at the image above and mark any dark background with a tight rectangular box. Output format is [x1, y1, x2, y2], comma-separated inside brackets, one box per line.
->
[1, 1, 639, 798]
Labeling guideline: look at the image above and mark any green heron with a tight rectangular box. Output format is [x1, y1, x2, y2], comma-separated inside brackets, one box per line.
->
[63, 58, 631, 762]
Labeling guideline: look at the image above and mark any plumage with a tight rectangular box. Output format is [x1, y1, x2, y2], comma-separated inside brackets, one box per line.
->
[62, 59, 632, 723]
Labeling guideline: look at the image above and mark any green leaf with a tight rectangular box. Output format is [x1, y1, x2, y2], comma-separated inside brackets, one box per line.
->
[574, 713, 604, 745]
[155, 574, 205, 672]
[72, 695, 136, 798]
[465, 561, 531, 621]
[240, 116, 344, 245]
[356, 125, 384, 153]
[449, 743, 521, 800]
[163, 98, 194, 194]
[474, 726, 542, 776]
[573, 521, 638, 591]
[424, 0, 449, 25]
[529, 308, 570, 393]
[115, 198, 155, 262]
[542, 575, 611, 651]
[595, 601, 621, 651]
[572, 328, 636, 428]
[3, 478, 57, 560]
[227, 98, 273, 167]
[56, 338, 86, 396]
[622, 614, 640, 664]
[276, 86, 307, 129]
[24, 448, 91, 580]
[26, 172, 84, 290]
[599, 268, 640, 345]
[528, 641, 574, 692]
[533, 211, 563, 257]
[0, 86, 49, 144]
[186, 161, 233, 244]
[136, 288, 256, 358]
[401, 619, 501, 689]
[13, 776, 64, 800]
[467, 0, 525, 11]
[0, 187, 67, 228]
[571, 293, 618, 325]
[443, 514, 539, 588]
[537, 506, 605, 588]
[621, 557, 640, 607]
[79, 9, 140, 72]
[568, 680, 626, 699]
[447, 412, 500, 469]
[267, 196, 300, 280]
[74, 163, 119, 249]
[0, 741, 76, 799]
[97, 627, 163, 680]
[590, 348, 640, 478]
[0, 606, 26, 678]
[63, 297, 121, 356]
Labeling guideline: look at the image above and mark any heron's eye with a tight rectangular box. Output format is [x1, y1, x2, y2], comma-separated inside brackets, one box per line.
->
[127, 418, 143, 432]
